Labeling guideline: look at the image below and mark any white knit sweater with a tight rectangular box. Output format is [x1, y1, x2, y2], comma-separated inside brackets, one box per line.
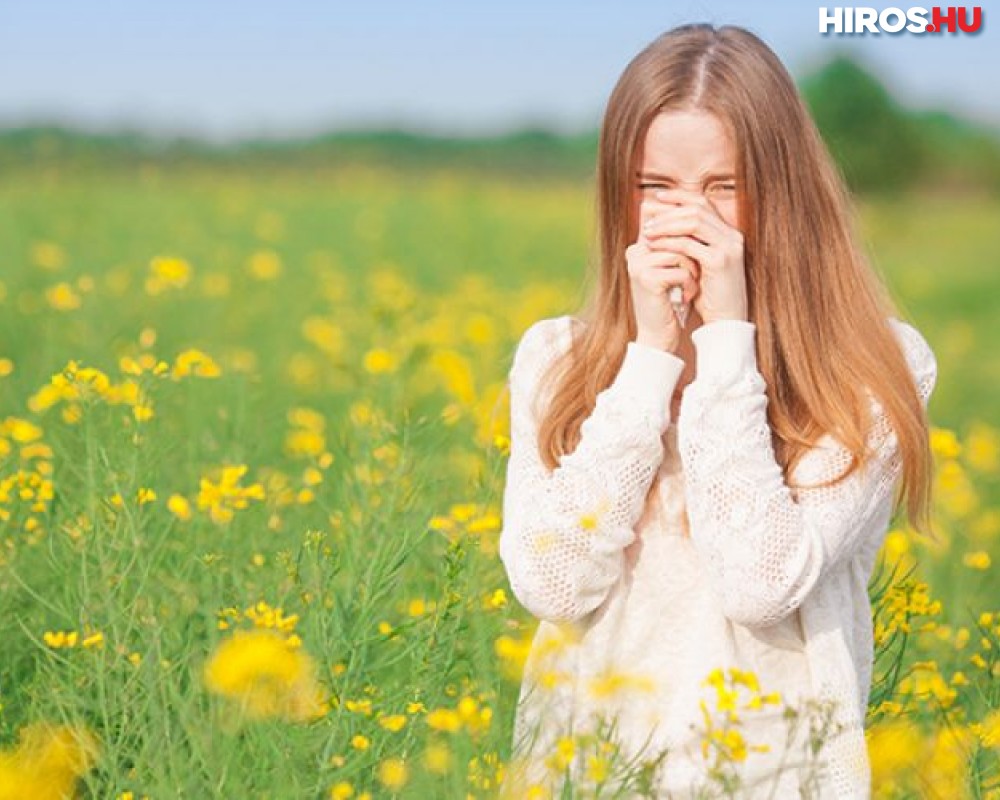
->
[498, 314, 937, 799]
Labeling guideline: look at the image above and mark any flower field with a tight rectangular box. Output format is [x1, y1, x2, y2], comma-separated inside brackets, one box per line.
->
[0, 162, 998, 798]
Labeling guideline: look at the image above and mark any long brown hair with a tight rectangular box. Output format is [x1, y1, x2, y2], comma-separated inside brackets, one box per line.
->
[524, 23, 937, 540]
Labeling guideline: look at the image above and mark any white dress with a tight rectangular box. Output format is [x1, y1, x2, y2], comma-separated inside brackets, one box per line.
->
[497, 315, 938, 799]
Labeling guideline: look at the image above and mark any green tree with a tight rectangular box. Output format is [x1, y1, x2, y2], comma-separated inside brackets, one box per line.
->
[799, 54, 925, 195]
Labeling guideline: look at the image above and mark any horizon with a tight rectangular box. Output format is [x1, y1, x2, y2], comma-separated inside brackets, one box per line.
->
[1, 1, 997, 143]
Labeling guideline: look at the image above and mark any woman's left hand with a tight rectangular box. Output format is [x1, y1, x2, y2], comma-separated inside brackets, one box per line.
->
[641, 187, 749, 324]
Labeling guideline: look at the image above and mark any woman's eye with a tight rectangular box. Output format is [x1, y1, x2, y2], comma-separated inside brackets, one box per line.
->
[638, 182, 737, 193]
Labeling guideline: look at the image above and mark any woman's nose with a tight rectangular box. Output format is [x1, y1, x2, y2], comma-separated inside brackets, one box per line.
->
[668, 182, 708, 198]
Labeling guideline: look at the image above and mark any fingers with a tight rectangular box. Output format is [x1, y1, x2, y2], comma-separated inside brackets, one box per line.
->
[641, 226, 711, 271]
[648, 188, 724, 222]
[631, 236, 699, 271]
[641, 198, 744, 269]
[642, 205, 727, 249]
[647, 265, 698, 304]
[627, 245, 700, 304]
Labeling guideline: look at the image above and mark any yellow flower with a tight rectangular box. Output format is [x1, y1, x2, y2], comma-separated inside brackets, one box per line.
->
[964, 422, 999, 472]
[973, 708, 1000, 748]
[167, 494, 192, 521]
[345, 698, 372, 715]
[0, 722, 99, 800]
[196, 464, 265, 524]
[4, 418, 43, 444]
[376, 757, 409, 790]
[459, 312, 495, 346]
[883, 529, 910, 561]
[545, 736, 575, 772]
[919, 725, 977, 791]
[172, 349, 221, 379]
[423, 742, 452, 774]
[468, 512, 500, 535]
[407, 598, 427, 616]
[704, 667, 725, 690]
[329, 782, 354, 799]
[248, 250, 282, 280]
[962, 550, 991, 570]
[31, 242, 66, 271]
[760, 691, 782, 706]
[721, 728, 748, 761]
[301, 317, 344, 356]
[285, 429, 326, 458]
[578, 512, 599, 531]
[934, 459, 978, 518]
[586, 669, 656, 700]
[429, 349, 475, 404]
[378, 714, 408, 732]
[929, 427, 961, 459]
[730, 667, 760, 693]
[146, 256, 192, 294]
[428, 516, 456, 535]
[363, 348, 399, 375]
[45, 282, 82, 311]
[585, 754, 610, 783]
[449, 503, 477, 521]
[898, 662, 957, 709]
[203, 629, 325, 721]
[425, 708, 461, 732]
[970, 510, 1000, 541]
[484, 589, 507, 610]
[43, 631, 78, 649]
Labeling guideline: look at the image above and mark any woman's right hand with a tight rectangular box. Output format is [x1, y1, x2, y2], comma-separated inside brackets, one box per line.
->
[626, 207, 701, 354]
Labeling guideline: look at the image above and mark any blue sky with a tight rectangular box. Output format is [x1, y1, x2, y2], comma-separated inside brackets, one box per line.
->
[1, 1, 996, 141]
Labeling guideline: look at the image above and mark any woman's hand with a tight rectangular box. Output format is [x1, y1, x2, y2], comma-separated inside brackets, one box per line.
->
[641, 188, 749, 326]
[627, 200, 701, 354]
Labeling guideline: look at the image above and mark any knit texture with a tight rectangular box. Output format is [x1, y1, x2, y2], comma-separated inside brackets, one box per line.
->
[498, 314, 937, 799]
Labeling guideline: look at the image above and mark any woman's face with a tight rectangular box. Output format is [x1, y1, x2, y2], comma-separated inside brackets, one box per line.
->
[633, 109, 742, 234]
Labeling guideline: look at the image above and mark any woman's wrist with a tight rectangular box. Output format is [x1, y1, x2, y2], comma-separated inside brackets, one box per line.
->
[634, 332, 680, 355]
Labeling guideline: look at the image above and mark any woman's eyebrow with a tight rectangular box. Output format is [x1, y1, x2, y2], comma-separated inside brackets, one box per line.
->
[635, 170, 736, 181]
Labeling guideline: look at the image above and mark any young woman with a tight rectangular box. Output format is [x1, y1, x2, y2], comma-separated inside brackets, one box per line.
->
[497, 23, 937, 799]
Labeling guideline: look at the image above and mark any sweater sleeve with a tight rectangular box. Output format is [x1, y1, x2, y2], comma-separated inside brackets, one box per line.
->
[676, 316, 938, 629]
[498, 316, 686, 624]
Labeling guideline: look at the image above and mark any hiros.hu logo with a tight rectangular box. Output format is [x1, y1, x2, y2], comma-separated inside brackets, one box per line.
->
[819, 6, 983, 33]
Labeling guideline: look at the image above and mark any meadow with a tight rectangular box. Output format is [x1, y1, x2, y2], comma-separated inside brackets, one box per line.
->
[0, 161, 998, 798]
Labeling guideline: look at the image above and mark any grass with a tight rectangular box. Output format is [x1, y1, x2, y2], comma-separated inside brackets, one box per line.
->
[0, 162, 997, 798]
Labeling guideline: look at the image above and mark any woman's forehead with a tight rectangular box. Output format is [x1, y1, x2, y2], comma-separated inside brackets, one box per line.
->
[640, 110, 736, 168]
